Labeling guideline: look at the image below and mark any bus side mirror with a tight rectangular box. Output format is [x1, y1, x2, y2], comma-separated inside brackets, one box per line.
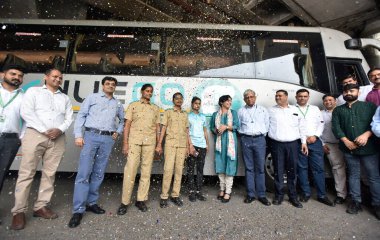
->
[345, 39, 362, 50]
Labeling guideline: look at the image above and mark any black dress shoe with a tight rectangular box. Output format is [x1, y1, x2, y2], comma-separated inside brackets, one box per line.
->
[135, 201, 148, 212]
[334, 196, 346, 204]
[86, 204, 105, 214]
[189, 192, 196, 202]
[289, 198, 303, 208]
[318, 197, 335, 207]
[244, 196, 255, 204]
[170, 197, 184, 207]
[196, 192, 207, 201]
[160, 199, 168, 208]
[68, 213, 83, 228]
[346, 201, 362, 214]
[272, 197, 283, 205]
[299, 194, 310, 203]
[117, 204, 128, 215]
[258, 197, 271, 206]
[374, 205, 380, 220]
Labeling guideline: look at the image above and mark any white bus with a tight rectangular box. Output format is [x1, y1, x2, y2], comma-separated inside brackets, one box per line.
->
[1, 19, 379, 179]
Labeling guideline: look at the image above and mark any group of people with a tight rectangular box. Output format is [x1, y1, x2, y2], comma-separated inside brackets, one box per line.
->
[1, 64, 380, 231]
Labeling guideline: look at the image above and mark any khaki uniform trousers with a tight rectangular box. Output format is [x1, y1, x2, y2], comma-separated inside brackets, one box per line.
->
[325, 143, 347, 198]
[122, 144, 155, 205]
[11, 128, 65, 214]
[160, 146, 187, 199]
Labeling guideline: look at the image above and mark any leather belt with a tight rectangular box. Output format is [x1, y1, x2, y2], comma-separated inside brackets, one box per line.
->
[0, 132, 19, 138]
[240, 134, 264, 138]
[85, 127, 114, 136]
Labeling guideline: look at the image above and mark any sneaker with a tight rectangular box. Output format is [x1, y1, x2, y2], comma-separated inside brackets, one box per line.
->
[346, 201, 362, 214]
[170, 197, 184, 207]
[189, 192, 196, 202]
[196, 192, 207, 201]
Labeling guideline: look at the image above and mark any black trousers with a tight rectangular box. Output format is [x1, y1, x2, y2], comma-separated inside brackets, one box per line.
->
[269, 138, 300, 200]
[187, 146, 207, 192]
[0, 135, 21, 193]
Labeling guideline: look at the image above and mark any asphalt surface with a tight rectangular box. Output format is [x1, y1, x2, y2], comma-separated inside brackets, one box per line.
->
[0, 172, 379, 240]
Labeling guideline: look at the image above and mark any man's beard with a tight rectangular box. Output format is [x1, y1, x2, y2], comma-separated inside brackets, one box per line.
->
[343, 94, 358, 102]
[3, 78, 21, 87]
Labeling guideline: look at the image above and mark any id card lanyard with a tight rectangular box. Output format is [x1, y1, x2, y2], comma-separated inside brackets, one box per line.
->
[0, 90, 20, 122]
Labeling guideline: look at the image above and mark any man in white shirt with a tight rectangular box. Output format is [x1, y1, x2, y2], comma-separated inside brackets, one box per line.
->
[238, 89, 270, 206]
[337, 74, 372, 106]
[0, 64, 24, 198]
[321, 94, 347, 204]
[268, 89, 308, 208]
[295, 89, 334, 207]
[11, 69, 73, 230]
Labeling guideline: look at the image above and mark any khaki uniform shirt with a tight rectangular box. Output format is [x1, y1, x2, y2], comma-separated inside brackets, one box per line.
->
[162, 108, 188, 147]
[126, 100, 160, 145]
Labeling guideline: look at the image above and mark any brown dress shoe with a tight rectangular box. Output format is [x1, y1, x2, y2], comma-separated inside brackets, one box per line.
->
[33, 207, 58, 219]
[11, 212, 26, 230]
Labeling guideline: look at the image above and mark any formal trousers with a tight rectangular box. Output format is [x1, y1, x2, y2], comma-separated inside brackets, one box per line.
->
[160, 145, 187, 199]
[324, 143, 347, 198]
[0, 134, 20, 193]
[11, 128, 65, 214]
[270, 138, 299, 200]
[121, 143, 155, 205]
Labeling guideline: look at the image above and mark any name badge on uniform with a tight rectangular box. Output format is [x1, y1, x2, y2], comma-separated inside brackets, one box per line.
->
[0, 114, 5, 122]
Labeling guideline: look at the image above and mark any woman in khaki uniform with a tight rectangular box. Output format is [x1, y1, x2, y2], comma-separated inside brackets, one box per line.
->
[117, 84, 160, 215]
[156, 92, 189, 208]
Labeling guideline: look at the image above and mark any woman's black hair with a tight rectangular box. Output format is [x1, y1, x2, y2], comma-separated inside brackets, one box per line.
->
[218, 95, 231, 107]
[191, 96, 201, 104]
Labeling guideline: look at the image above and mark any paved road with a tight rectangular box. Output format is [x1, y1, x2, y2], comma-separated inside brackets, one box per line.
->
[0, 173, 379, 239]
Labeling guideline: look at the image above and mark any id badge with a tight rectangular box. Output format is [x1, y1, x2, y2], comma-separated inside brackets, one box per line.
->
[0, 114, 5, 122]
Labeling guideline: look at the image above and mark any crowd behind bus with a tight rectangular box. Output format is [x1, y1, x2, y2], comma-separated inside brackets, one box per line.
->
[1, 64, 380, 230]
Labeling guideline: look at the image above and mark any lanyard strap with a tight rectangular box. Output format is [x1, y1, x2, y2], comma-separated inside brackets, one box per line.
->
[0, 90, 20, 109]
[297, 105, 309, 118]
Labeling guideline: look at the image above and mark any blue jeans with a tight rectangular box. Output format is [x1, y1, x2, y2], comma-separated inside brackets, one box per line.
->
[73, 131, 115, 213]
[240, 135, 266, 198]
[345, 153, 380, 206]
[297, 138, 326, 198]
[270, 139, 299, 200]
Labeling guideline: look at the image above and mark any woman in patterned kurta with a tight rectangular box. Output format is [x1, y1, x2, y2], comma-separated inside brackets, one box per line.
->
[210, 95, 239, 203]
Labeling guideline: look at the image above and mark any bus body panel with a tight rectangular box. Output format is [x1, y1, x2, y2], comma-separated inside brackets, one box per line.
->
[10, 74, 324, 174]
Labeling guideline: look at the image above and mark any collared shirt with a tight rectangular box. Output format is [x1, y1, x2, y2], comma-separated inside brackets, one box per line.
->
[188, 111, 207, 148]
[337, 85, 373, 106]
[295, 104, 324, 138]
[268, 104, 306, 143]
[162, 108, 189, 147]
[366, 88, 380, 106]
[238, 104, 269, 136]
[74, 92, 124, 138]
[20, 85, 73, 133]
[332, 101, 378, 155]
[320, 109, 339, 144]
[0, 83, 24, 134]
[371, 106, 380, 138]
[126, 100, 160, 145]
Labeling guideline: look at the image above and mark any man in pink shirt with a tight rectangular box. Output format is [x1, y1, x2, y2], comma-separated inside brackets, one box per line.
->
[366, 67, 380, 106]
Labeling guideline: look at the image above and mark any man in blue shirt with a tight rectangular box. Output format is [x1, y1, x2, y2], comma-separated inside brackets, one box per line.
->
[68, 76, 124, 228]
[238, 89, 271, 206]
